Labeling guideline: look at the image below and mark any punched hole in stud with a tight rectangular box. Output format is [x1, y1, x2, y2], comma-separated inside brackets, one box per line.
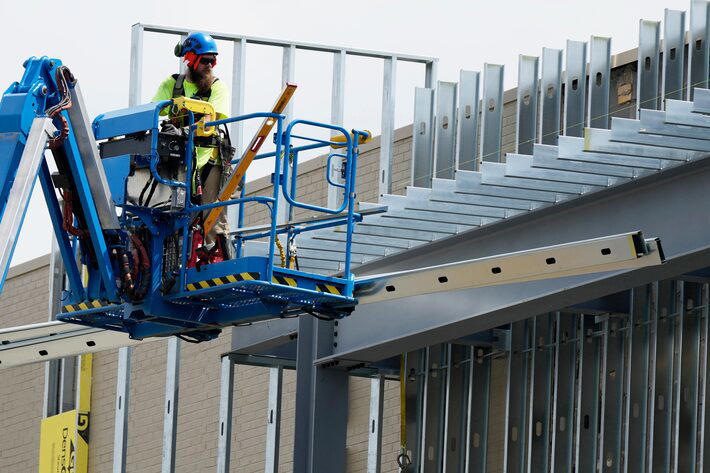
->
[491, 267, 501, 274]
[697, 39, 703, 51]
[584, 414, 590, 429]
[645, 56, 651, 71]
[488, 98, 496, 112]
[86, 340, 96, 347]
[386, 285, 395, 292]
[546, 85, 555, 98]
[596, 72, 602, 86]
[572, 78, 579, 91]
[670, 47, 677, 60]
[601, 248, 611, 255]
[438, 276, 448, 283]
[39, 350, 48, 356]
[546, 257, 556, 265]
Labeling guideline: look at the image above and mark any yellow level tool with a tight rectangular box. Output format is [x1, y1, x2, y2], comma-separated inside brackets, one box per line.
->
[203, 83, 298, 235]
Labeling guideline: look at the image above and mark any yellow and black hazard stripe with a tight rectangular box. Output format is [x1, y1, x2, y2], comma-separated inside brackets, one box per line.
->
[272, 275, 298, 287]
[186, 272, 260, 291]
[315, 283, 343, 296]
[63, 300, 113, 313]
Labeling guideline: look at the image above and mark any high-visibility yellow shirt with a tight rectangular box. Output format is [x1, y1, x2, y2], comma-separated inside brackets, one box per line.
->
[152, 75, 230, 169]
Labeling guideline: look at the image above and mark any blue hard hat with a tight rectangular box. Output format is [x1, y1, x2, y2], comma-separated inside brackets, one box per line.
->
[174, 32, 218, 57]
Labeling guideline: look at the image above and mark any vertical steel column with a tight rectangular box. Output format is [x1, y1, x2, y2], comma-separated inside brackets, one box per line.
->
[504, 320, 529, 473]
[625, 285, 652, 472]
[328, 50, 346, 209]
[551, 313, 577, 472]
[380, 56, 397, 196]
[689, 0, 710, 100]
[700, 284, 710, 471]
[678, 283, 701, 473]
[540, 48, 563, 145]
[421, 344, 447, 473]
[575, 315, 601, 473]
[113, 346, 131, 473]
[663, 10, 687, 103]
[367, 374, 385, 473]
[516, 55, 540, 155]
[456, 70, 480, 172]
[277, 45, 296, 225]
[637, 20, 661, 113]
[228, 38, 246, 228]
[480, 64, 504, 163]
[600, 316, 626, 473]
[564, 40, 588, 137]
[588, 36, 611, 129]
[465, 346, 490, 473]
[265, 366, 283, 473]
[528, 314, 553, 473]
[411, 88, 435, 188]
[434, 82, 457, 179]
[216, 356, 234, 473]
[652, 280, 676, 472]
[294, 317, 349, 472]
[443, 345, 469, 472]
[162, 338, 180, 473]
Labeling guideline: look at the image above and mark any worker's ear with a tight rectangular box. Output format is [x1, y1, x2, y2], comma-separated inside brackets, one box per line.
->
[174, 42, 183, 57]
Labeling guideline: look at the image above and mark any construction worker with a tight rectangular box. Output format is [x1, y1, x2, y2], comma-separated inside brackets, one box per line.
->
[152, 32, 235, 260]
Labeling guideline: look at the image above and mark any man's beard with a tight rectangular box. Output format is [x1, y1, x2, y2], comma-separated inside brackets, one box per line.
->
[190, 69, 214, 95]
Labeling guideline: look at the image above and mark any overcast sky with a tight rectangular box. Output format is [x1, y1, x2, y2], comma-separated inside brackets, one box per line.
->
[2, 0, 692, 266]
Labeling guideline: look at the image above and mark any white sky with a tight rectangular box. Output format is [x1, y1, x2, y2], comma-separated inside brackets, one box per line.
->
[2, 0, 691, 266]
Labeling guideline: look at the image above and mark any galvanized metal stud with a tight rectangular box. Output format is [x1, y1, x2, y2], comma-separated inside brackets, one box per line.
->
[662, 10, 686, 104]
[411, 88, 435, 188]
[216, 355, 234, 473]
[540, 48, 563, 145]
[426, 60, 439, 89]
[600, 316, 625, 473]
[277, 45, 296, 225]
[367, 374, 385, 473]
[162, 338, 180, 473]
[380, 56, 397, 196]
[403, 350, 427, 472]
[228, 38, 247, 229]
[265, 366, 283, 473]
[456, 70, 480, 172]
[465, 346, 490, 473]
[504, 320, 528, 473]
[588, 36, 611, 129]
[564, 40, 588, 137]
[678, 282, 701, 473]
[652, 280, 676, 471]
[689, 0, 709, 100]
[435, 82, 457, 179]
[328, 50, 346, 209]
[443, 345, 469, 472]
[637, 20, 661, 113]
[421, 344, 447, 472]
[576, 315, 601, 473]
[551, 313, 577, 472]
[113, 347, 131, 473]
[528, 314, 553, 472]
[516, 55, 539, 155]
[128, 24, 144, 107]
[670, 281, 685, 473]
[625, 285, 652, 472]
[480, 64, 505, 163]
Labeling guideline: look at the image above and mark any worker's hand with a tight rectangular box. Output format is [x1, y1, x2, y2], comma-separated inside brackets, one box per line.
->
[160, 122, 182, 136]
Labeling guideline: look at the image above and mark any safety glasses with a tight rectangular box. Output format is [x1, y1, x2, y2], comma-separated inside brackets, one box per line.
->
[199, 56, 217, 67]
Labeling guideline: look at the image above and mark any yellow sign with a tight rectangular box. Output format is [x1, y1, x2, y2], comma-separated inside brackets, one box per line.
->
[38, 354, 92, 473]
[38, 410, 80, 473]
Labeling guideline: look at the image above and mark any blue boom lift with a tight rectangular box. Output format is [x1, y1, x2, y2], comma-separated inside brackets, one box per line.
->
[0, 57, 666, 344]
